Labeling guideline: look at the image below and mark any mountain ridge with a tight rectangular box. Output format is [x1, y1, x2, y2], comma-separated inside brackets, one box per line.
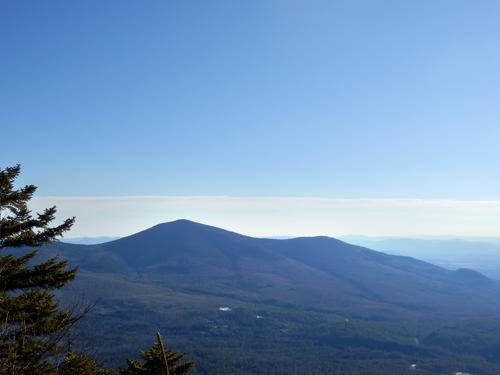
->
[46, 219, 500, 317]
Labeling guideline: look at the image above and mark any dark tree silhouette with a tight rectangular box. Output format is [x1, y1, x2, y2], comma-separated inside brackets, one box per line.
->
[120, 332, 194, 375]
[0, 165, 81, 374]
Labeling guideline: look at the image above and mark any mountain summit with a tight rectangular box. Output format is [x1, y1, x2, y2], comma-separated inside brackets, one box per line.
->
[51, 219, 500, 317]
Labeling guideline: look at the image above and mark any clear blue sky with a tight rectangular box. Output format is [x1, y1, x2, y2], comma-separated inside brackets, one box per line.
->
[2, 0, 500, 199]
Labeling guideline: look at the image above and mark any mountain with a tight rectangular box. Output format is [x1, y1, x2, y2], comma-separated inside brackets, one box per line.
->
[51, 220, 500, 316]
[38, 220, 500, 374]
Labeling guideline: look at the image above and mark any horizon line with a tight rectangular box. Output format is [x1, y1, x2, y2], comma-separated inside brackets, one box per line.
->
[30, 196, 500, 238]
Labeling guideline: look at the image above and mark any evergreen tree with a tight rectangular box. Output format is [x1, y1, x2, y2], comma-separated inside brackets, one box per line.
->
[120, 332, 194, 375]
[59, 352, 114, 375]
[0, 165, 80, 374]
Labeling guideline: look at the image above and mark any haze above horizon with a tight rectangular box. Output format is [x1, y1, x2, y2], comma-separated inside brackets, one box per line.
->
[2, 1, 500, 237]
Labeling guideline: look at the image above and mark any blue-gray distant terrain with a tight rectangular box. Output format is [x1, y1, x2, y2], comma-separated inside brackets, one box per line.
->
[62, 236, 120, 245]
[341, 235, 500, 279]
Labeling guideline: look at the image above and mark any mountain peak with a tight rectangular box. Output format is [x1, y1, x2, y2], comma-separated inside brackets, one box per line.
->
[153, 218, 203, 228]
[151, 219, 225, 231]
[145, 219, 242, 237]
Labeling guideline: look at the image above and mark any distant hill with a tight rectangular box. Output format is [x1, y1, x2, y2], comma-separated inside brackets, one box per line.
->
[37, 220, 500, 374]
[340, 235, 500, 279]
[62, 236, 120, 245]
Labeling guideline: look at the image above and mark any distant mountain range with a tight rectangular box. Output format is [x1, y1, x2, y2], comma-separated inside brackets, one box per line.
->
[38, 220, 500, 374]
[62, 236, 121, 245]
[340, 235, 500, 279]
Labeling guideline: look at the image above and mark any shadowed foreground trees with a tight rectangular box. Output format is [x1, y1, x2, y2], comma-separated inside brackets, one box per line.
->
[58, 352, 114, 375]
[120, 332, 194, 375]
[0, 165, 194, 374]
[0, 164, 81, 373]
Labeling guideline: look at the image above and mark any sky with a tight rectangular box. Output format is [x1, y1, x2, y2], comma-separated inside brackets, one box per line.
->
[2, 1, 500, 237]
